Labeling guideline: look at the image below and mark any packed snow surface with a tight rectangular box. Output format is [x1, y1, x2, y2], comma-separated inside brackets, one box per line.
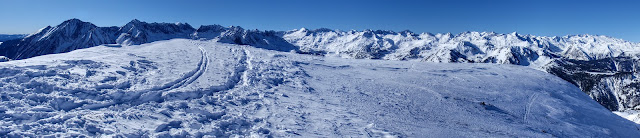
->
[0, 39, 638, 137]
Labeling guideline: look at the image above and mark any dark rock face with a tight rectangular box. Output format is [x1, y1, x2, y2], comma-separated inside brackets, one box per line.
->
[547, 57, 640, 111]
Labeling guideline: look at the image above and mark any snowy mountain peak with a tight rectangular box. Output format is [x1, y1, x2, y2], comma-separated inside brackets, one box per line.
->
[196, 24, 226, 31]
[122, 19, 195, 31]
[312, 28, 334, 33]
[0, 19, 114, 60]
[129, 19, 143, 24]
[62, 18, 87, 24]
[25, 26, 52, 38]
[116, 19, 195, 45]
[228, 26, 244, 31]
[399, 30, 414, 35]
[27, 18, 99, 42]
[510, 31, 519, 36]
[193, 25, 228, 39]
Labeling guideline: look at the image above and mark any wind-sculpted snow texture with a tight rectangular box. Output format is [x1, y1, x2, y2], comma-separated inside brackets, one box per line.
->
[0, 39, 638, 137]
[2, 19, 640, 112]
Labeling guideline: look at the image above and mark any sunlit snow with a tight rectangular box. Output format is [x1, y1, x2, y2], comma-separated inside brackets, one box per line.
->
[0, 39, 638, 137]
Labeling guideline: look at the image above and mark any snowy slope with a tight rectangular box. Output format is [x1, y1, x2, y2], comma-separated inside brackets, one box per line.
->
[615, 110, 640, 124]
[4, 19, 640, 113]
[0, 39, 637, 137]
[280, 29, 640, 112]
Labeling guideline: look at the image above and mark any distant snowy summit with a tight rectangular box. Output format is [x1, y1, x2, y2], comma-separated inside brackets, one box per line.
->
[1, 19, 640, 112]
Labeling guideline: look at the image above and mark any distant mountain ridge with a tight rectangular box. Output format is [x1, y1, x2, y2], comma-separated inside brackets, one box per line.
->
[0, 34, 27, 42]
[1, 19, 640, 112]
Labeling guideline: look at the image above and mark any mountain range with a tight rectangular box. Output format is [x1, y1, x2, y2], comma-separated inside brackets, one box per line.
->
[1, 19, 639, 112]
[0, 34, 26, 42]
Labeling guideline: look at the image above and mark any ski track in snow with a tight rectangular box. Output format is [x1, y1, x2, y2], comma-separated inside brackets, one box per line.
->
[82, 44, 220, 109]
[524, 92, 539, 123]
[240, 48, 252, 87]
[121, 44, 251, 108]
[155, 46, 209, 91]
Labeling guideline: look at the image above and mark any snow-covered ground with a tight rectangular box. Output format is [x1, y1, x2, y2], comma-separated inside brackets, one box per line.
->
[614, 110, 640, 124]
[0, 39, 638, 137]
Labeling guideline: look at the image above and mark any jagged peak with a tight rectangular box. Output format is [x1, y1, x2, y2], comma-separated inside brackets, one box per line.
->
[456, 31, 473, 36]
[292, 28, 335, 34]
[59, 18, 96, 28]
[124, 19, 149, 28]
[120, 19, 196, 33]
[510, 31, 519, 36]
[372, 30, 395, 35]
[228, 26, 245, 31]
[399, 30, 414, 34]
[177, 22, 193, 28]
[444, 32, 454, 37]
[482, 31, 497, 36]
[26, 26, 52, 38]
[62, 18, 84, 24]
[420, 32, 435, 36]
[130, 19, 142, 24]
[312, 28, 334, 33]
[200, 24, 225, 28]
[196, 24, 227, 32]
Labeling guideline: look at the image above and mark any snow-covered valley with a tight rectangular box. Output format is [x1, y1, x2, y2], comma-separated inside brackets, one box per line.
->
[0, 39, 638, 137]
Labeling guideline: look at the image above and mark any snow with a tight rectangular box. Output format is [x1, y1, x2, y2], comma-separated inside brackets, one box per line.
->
[280, 28, 640, 114]
[614, 110, 640, 124]
[0, 39, 638, 137]
[0, 56, 9, 62]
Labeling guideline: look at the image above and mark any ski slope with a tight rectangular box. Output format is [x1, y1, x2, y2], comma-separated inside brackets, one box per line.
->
[0, 39, 638, 137]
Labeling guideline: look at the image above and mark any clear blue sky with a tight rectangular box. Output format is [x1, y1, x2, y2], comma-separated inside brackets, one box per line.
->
[1, 0, 639, 42]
